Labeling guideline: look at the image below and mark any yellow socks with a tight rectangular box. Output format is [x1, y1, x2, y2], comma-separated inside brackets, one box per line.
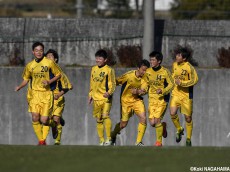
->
[171, 114, 181, 132]
[155, 123, 163, 143]
[55, 124, 62, 144]
[96, 121, 104, 143]
[42, 126, 50, 140]
[42, 123, 62, 144]
[186, 121, 193, 140]
[136, 123, 146, 143]
[32, 121, 43, 141]
[103, 117, 112, 140]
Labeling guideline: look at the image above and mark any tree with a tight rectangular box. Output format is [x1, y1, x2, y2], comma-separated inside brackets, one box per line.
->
[107, 0, 130, 10]
[106, 0, 132, 18]
[170, 0, 230, 19]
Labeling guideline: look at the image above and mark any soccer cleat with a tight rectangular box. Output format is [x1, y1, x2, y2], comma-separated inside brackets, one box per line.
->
[154, 141, 162, 147]
[162, 122, 168, 138]
[54, 142, 61, 145]
[135, 142, 144, 146]
[38, 140, 46, 146]
[104, 140, 112, 146]
[176, 127, 184, 143]
[111, 133, 117, 146]
[111, 135, 116, 146]
[186, 139, 192, 147]
[99, 141, 104, 146]
[52, 122, 58, 139]
[60, 117, 65, 126]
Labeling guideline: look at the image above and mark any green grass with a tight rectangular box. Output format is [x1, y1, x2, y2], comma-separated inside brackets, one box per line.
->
[0, 145, 230, 172]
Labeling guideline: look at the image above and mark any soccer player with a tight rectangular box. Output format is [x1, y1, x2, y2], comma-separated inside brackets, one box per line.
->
[170, 46, 198, 146]
[42, 49, 72, 145]
[145, 51, 174, 146]
[15, 42, 63, 145]
[111, 59, 150, 146]
[88, 49, 116, 146]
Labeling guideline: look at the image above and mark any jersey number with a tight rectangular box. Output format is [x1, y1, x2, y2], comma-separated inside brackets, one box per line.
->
[41, 66, 48, 72]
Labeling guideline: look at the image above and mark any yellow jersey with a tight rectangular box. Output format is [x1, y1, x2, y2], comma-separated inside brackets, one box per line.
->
[23, 56, 62, 91]
[116, 70, 147, 103]
[89, 65, 116, 101]
[145, 66, 174, 102]
[171, 61, 198, 99]
[50, 71, 72, 95]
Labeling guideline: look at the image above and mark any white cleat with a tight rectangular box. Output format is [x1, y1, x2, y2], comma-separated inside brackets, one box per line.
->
[99, 141, 104, 146]
[104, 140, 112, 146]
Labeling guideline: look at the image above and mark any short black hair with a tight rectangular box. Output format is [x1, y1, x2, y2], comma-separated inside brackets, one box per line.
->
[175, 46, 192, 61]
[149, 51, 163, 64]
[95, 49, 107, 59]
[32, 42, 44, 51]
[138, 59, 150, 68]
[45, 49, 59, 63]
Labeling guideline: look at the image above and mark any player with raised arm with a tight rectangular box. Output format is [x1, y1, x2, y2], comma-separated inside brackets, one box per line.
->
[15, 42, 63, 145]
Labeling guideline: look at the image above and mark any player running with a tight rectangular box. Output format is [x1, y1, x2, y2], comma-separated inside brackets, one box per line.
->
[111, 59, 150, 146]
[170, 46, 198, 146]
[88, 49, 116, 146]
[144, 51, 174, 146]
[15, 42, 64, 145]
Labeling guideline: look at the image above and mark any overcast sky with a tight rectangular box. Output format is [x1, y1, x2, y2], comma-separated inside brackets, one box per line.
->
[98, 0, 174, 10]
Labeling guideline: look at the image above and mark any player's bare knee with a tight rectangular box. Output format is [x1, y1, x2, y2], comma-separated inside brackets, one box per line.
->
[170, 107, 178, 116]
[40, 116, 49, 125]
[53, 115, 60, 124]
[31, 113, 40, 122]
[41, 119, 49, 125]
[155, 118, 161, 125]
[120, 121, 127, 129]
[32, 116, 39, 122]
[170, 114, 177, 119]
[149, 119, 155, 127]
[185, 115, 192, 123]
[170, 112, 176, 116]
[140, 116, 147, 124]
[149, 121, 155, 127]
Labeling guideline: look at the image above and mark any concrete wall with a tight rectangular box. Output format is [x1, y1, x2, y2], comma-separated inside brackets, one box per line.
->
[0, 67, 229, 146]
[1, 18, 230, 67]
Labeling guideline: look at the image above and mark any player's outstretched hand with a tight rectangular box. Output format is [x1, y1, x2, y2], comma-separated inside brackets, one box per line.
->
[14, 86, 20, 92]
[88, 97, 93, 105]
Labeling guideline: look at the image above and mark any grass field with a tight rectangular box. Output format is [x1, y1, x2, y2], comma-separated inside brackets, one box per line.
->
[0, 145, 229, 172]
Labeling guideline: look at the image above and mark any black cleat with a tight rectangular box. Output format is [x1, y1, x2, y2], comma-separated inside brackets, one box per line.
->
[52, 122, 58, 139]
[60, 117, 65, 126]
[176, 128, 184, 143]
[186, 139, 192, 147]
[135, 142, 144, 146]
[111, 132, 117, 146]
[162, 122, 167, 138]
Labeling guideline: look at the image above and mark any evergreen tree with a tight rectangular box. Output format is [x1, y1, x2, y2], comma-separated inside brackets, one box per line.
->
[170, 0, 230, 19]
